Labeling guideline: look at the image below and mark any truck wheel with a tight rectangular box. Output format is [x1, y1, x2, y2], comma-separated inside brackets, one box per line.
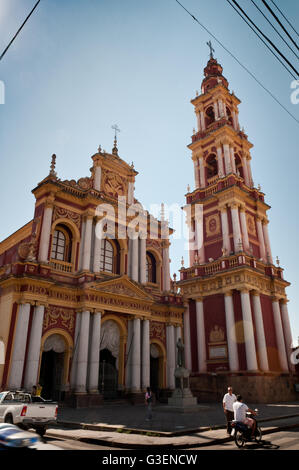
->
[4, 414, 13, 424]
[36, 427, 46, 437]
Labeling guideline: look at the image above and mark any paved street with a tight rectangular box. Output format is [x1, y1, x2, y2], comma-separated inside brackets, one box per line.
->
[32, 436, 123, 451]
[189, 427, 299, 450]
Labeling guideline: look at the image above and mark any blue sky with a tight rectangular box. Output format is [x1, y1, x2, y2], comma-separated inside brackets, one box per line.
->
[0, 0, 298, 344]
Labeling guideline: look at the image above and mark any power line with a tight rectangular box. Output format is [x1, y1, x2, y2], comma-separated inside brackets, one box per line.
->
[270, 0, 299, 38]
[174, 0, 299, 125]
[250, 0, 298, 60]
[0, 0, 41, 62]
[226, 0, 298, 79]
[262, 0, 299, 51]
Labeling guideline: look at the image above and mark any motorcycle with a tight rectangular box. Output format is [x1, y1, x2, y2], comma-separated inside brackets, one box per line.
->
[231, 409, 262, 448]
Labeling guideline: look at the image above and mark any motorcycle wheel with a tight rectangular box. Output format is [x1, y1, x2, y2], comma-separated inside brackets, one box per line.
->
[255, 426, 262, 443]
[235, 430, 245, 448]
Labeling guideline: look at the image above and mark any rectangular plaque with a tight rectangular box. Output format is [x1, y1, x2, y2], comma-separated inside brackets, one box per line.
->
[209, 345, 227, 359]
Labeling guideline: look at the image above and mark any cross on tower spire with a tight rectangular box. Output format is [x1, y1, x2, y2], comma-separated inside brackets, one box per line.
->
[206, 40, 215, 59]
[111, 124, 121, 156]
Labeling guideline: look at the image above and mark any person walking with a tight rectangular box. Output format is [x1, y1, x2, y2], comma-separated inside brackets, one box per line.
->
[222, 386, 237, 435]
[145, 387, 153, 421]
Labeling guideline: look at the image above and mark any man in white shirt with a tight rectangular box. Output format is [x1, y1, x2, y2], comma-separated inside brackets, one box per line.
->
[233, 395, 257, 438]
[222, 386, 237, 434]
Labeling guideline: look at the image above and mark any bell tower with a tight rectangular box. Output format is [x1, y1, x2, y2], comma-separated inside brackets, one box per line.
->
[178, 46, 296, 402]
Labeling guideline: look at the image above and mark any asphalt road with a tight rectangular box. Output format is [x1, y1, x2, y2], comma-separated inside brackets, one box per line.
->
[31, 436, 124, 450]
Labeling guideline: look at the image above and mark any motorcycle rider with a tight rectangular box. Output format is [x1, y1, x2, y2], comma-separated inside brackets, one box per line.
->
[233, 395, 257, 438]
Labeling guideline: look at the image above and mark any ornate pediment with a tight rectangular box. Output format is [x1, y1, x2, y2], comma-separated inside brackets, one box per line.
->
[89, 276, 154, 302]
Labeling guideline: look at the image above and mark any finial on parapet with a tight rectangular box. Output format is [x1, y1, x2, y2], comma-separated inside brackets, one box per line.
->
[49, 154, 57, 177]
[161, 203, 165, 222]
[276, 256, 280, 267]
[181, 256, 184, 268]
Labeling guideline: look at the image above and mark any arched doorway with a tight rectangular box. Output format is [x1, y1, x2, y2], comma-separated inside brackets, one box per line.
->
[99, 320, 120, 399]
[39, 334, 66, 401]
[150, 342, 164, 397]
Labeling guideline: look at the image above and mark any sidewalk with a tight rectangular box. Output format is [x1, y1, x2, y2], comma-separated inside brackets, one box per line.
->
[44, 401, 299, 448]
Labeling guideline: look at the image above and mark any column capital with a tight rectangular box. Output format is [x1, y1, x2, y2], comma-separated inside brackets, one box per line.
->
[83, 210, 95, 220]
[219, 205, 228, 213]
[261, 218, 269, 226]
[228, 202, 240, 210]
[280, 298, 289, 305]
[195, 296, 204, 303]
[239, 204, 246, 213]
[240, 288, 250, 294]
[224, 290, 233, 297]
[251, 290, 260, 297]
[272, 295, 281, 303]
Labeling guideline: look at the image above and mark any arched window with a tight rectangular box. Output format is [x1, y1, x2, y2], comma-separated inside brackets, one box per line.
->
[206, 154, 218, 179]
[226, 106, 234, 127]
[205, 106, 215, 127]
[146, 252, 157, 283]
[51, 225, 72, 262]
[100, 239, 114, 273]
[235, 154, 244, 179]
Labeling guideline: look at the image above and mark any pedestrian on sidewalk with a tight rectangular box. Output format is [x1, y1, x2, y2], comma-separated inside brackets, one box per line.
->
[222, 386, 237, 435]
[145, 387, 153, 421]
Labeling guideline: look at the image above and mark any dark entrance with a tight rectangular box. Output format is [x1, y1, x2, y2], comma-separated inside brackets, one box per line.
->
[150, 356, 159, 393]
[39, 350, 64, 401]
[99, 348, 118, 399]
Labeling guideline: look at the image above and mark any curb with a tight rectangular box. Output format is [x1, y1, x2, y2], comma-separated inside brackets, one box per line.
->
[46, 419, 299, 449]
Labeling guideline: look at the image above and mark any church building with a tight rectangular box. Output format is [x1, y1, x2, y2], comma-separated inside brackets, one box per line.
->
[0, 48, 297, 404]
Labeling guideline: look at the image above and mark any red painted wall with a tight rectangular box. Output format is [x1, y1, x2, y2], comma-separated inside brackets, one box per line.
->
[232, 290, 247, 371]
[203, 294, 229, 372]
[260, 294, 280, 370]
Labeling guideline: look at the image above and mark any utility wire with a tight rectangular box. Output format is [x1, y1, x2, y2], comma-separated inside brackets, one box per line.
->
[174, 0, 299, 125]
[270, 0, 299, 38]
[0, 0, 41, 62]
[226, 0, 298, 78]
[262, 0, 299, 51]
[250, 0, 298, 60]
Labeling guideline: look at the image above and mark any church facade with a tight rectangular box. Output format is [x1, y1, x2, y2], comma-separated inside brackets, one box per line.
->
[0, 53, 297, 404]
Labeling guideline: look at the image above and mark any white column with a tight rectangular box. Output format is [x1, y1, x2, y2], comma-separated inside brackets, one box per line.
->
[224, 292, 239, 371]
[141, 319, 150, 389]
[280, 300, 295, 371]
[125, 319, 133, 389]
[88, 311, 102, 392]
[242, 156, 250, 186]
[230, 204, 242, 252]
[240, 290, 258, 371]
[262, 220, 273, 263]
[232, 110, 238, 130]
[8, 303, 31, 389]
[213, 101, 219, 120]
[94, 166, 102, 191]
[230, 147, 236, 173]
[256, 217, 266, 261]
[196, 299, 207, 372]
[272, 299, 289, 371]
[79, 219, 86, 271]
[216, 146, 224, 177]
[166, 324, 176, 389]
[93, 223, 102, 272]
[194, 206, 205, 264]
[75, 311, 90, 393]
[128, 182, 134, 205]
[218, 99, 224, 117]
[139, 237, 147, 284]
[162, 243, 170, 292]
[39, 204, 53, 262]
[131, 234, 139, 282]
[223, 143, 231, 174]
[200, 110, 205, 131]
[70, 313, 81, 390]
[183, 304, 192, 370]
[247, 158, 253, 187]
[24, 305, 45, 390]
[196, 111, 201, 132]
[199, 157, 205, 188]
[193, 159, 200, 188]
[220, 206, 231, 255]
[82, 216, 93, 271]
[239, 207, 250, 252]
[131, 317, 141, 391]
[251, 292, 269, 371]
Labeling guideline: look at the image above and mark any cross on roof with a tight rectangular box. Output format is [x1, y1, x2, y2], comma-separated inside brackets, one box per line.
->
[206, 40, 215, 59]
[111, 124, 121, 140]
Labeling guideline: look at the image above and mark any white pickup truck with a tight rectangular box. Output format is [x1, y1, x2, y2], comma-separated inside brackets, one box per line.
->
[0, 391, 58, 437]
